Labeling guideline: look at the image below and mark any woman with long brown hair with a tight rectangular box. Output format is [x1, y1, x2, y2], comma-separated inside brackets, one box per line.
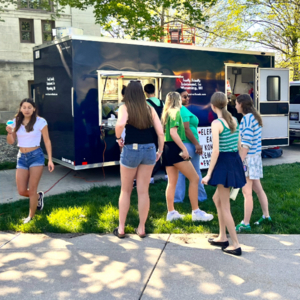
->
[202, 92, 246, 256]
[114, 81, 164, 238]
[6, 98, 54, 224]
[235, 94, 271, 232]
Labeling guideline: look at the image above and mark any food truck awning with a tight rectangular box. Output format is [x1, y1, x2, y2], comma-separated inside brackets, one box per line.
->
[97, 70, 183, 79]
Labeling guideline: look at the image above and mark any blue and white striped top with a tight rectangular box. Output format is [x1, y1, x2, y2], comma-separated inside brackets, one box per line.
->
[240, 113, 262, 155]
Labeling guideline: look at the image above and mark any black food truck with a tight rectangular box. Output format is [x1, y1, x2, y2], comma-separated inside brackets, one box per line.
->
[33, 35, 289, 170]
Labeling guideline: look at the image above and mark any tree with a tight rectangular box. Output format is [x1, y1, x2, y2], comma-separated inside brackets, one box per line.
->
[57, 0, 217, 41]
[188, 0, 300, 80]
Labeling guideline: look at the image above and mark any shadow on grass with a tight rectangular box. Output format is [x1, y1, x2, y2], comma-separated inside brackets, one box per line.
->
[1, 163, 300, 234]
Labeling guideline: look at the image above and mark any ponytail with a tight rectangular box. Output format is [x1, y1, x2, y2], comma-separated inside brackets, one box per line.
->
[221, 107, 236, 133]
[211, 92, 237, 133]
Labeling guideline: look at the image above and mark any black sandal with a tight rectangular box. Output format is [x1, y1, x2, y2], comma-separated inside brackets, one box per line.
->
[222, 247, 242, 256]
[135, 228, 146, 238]
[113, 227, 125, 239]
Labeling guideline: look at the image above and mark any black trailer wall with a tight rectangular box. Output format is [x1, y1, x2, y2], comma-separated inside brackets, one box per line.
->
[34, 41, 74, 163]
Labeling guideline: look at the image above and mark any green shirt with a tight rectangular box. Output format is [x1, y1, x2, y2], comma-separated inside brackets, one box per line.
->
[165, 110, 186, 142]
[147, 97, 163, 107]
[180, 106, 199, 143]
[219, 118, 239, 152]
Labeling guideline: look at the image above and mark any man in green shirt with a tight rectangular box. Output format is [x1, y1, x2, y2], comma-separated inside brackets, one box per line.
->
[144, 84, 165, 183]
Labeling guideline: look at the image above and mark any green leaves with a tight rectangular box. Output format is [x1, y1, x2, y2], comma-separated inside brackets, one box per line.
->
[56, 0, 216, 40]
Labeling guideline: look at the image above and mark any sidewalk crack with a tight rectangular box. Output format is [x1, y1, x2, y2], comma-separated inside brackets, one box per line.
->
[0, 232, 21, 249]
[139, 234, 171, 300]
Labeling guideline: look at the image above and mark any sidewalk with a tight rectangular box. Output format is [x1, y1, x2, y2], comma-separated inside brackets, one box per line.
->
[0, 232, 299, 300]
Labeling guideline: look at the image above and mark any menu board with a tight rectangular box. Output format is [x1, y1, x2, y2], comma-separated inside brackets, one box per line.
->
[198, 127, 213, 169]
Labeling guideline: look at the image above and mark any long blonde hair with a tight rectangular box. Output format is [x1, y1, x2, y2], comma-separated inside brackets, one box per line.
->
[211, 92, 236, 133]
[161, 92, 181, 128]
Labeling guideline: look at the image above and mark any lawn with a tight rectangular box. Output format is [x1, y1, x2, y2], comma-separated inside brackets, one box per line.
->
[0, 163, 299, 234]
[0, 123, 6, 135]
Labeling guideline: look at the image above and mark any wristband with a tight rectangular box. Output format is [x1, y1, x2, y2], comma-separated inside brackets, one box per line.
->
[157, 150, 163, 154]
[116, 136, 122, 140]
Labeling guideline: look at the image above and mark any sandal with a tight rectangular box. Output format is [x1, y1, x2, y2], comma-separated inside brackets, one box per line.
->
[113, 227, 125, 239]
[135, 228, 146, 238]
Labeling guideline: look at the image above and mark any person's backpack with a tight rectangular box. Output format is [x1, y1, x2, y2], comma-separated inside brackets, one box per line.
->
[147, 99, 164, 119]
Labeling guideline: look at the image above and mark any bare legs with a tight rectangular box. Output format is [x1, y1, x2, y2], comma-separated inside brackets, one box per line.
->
[165, 166, 179, 212]
[166, 161, 199, 211]
[212, 185, 240, 250]
[242, 178, 253, 224]
[118, 164, 154, 235]
[242, 178, 270, 224]
[16, 166, 44, 218]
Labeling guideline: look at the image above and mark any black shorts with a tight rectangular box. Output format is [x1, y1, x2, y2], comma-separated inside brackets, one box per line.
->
[162, 141, 185, 167]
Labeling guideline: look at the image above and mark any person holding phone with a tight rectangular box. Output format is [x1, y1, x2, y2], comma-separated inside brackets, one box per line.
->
[6, 98, 54, 224]
[174, 88, 209, 209]
[161, 92, 212, 222]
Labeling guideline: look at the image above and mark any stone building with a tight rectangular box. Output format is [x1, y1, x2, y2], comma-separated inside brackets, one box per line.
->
[0, 2, 100, 123]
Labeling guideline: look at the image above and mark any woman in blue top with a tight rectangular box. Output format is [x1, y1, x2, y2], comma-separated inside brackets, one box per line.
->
[235, 94, 271, 232]
[202, 92, 246, 256]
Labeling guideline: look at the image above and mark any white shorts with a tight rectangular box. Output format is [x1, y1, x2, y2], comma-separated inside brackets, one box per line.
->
[243, 154, 263, 180]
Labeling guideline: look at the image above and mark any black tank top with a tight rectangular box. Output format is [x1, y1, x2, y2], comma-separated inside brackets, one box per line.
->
[124, 124, 156, 145]
[147, 99, 163, 119]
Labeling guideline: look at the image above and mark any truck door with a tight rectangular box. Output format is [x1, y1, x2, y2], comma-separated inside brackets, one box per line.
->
[258, 68, 290, 147]
[289, 82, 300, 142]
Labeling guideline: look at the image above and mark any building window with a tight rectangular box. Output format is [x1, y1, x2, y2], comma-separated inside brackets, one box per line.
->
[19, 19, 35, 43]
[19, 0, 53, 11]
[42, 20, 55, 43]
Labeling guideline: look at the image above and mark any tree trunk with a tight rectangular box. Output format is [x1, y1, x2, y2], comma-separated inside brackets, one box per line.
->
[292, 41, 299, 81]
[160, 6, 165, 42]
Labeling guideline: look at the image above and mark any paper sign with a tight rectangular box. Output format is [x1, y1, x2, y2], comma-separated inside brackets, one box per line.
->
[198, 127, 212, 169]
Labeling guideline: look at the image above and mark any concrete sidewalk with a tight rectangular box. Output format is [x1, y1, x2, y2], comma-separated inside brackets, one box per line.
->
[1, 143, 299, 205]
[0, 232, 299, 299]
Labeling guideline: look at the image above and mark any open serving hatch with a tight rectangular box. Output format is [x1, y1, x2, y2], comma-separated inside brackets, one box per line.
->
[97, 70, 183, 125]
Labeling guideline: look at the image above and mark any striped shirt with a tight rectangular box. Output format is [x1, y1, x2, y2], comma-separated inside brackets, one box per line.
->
[218, 118, 239, 152]
[240, 113, 262, 155]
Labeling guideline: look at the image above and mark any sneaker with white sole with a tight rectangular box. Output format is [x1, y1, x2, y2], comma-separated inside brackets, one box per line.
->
[37, 191, 44, 211]
[23, 216, 33, 224]
[192, 209, 214, 222]
[166, 210, 185, 221]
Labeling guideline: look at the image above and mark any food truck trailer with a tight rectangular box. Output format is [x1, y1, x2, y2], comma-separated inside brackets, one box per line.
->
[33, 35, 289, 170]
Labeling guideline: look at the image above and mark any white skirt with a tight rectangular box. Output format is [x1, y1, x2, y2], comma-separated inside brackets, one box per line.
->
[243, 153, 263, 180]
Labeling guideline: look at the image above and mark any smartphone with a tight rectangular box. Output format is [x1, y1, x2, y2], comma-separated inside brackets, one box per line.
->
[179, 152, 192, 161]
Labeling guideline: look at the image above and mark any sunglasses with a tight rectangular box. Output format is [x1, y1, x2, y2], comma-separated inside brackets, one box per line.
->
[183, 95, 190, 99]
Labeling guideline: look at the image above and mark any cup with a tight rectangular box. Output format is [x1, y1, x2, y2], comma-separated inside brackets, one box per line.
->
[6, 120, 15, 132]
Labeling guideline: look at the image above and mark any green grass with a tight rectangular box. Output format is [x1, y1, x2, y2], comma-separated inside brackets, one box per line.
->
[0, 161, 16, 170]
[0, 163, 300, 234]
[0, 123, 6, 135]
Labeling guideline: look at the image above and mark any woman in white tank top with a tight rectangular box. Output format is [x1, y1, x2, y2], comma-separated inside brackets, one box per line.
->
[6, 98, 54, 224]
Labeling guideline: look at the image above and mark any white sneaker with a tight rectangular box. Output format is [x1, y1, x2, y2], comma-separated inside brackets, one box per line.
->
[23, 216, 33, 224]
[166, 210, 185, 221]
[192, 209, 214, 222]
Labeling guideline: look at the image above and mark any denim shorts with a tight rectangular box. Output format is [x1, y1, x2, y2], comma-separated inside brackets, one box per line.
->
[17, 148, 45, 170]
[120, 143, 156, 169]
